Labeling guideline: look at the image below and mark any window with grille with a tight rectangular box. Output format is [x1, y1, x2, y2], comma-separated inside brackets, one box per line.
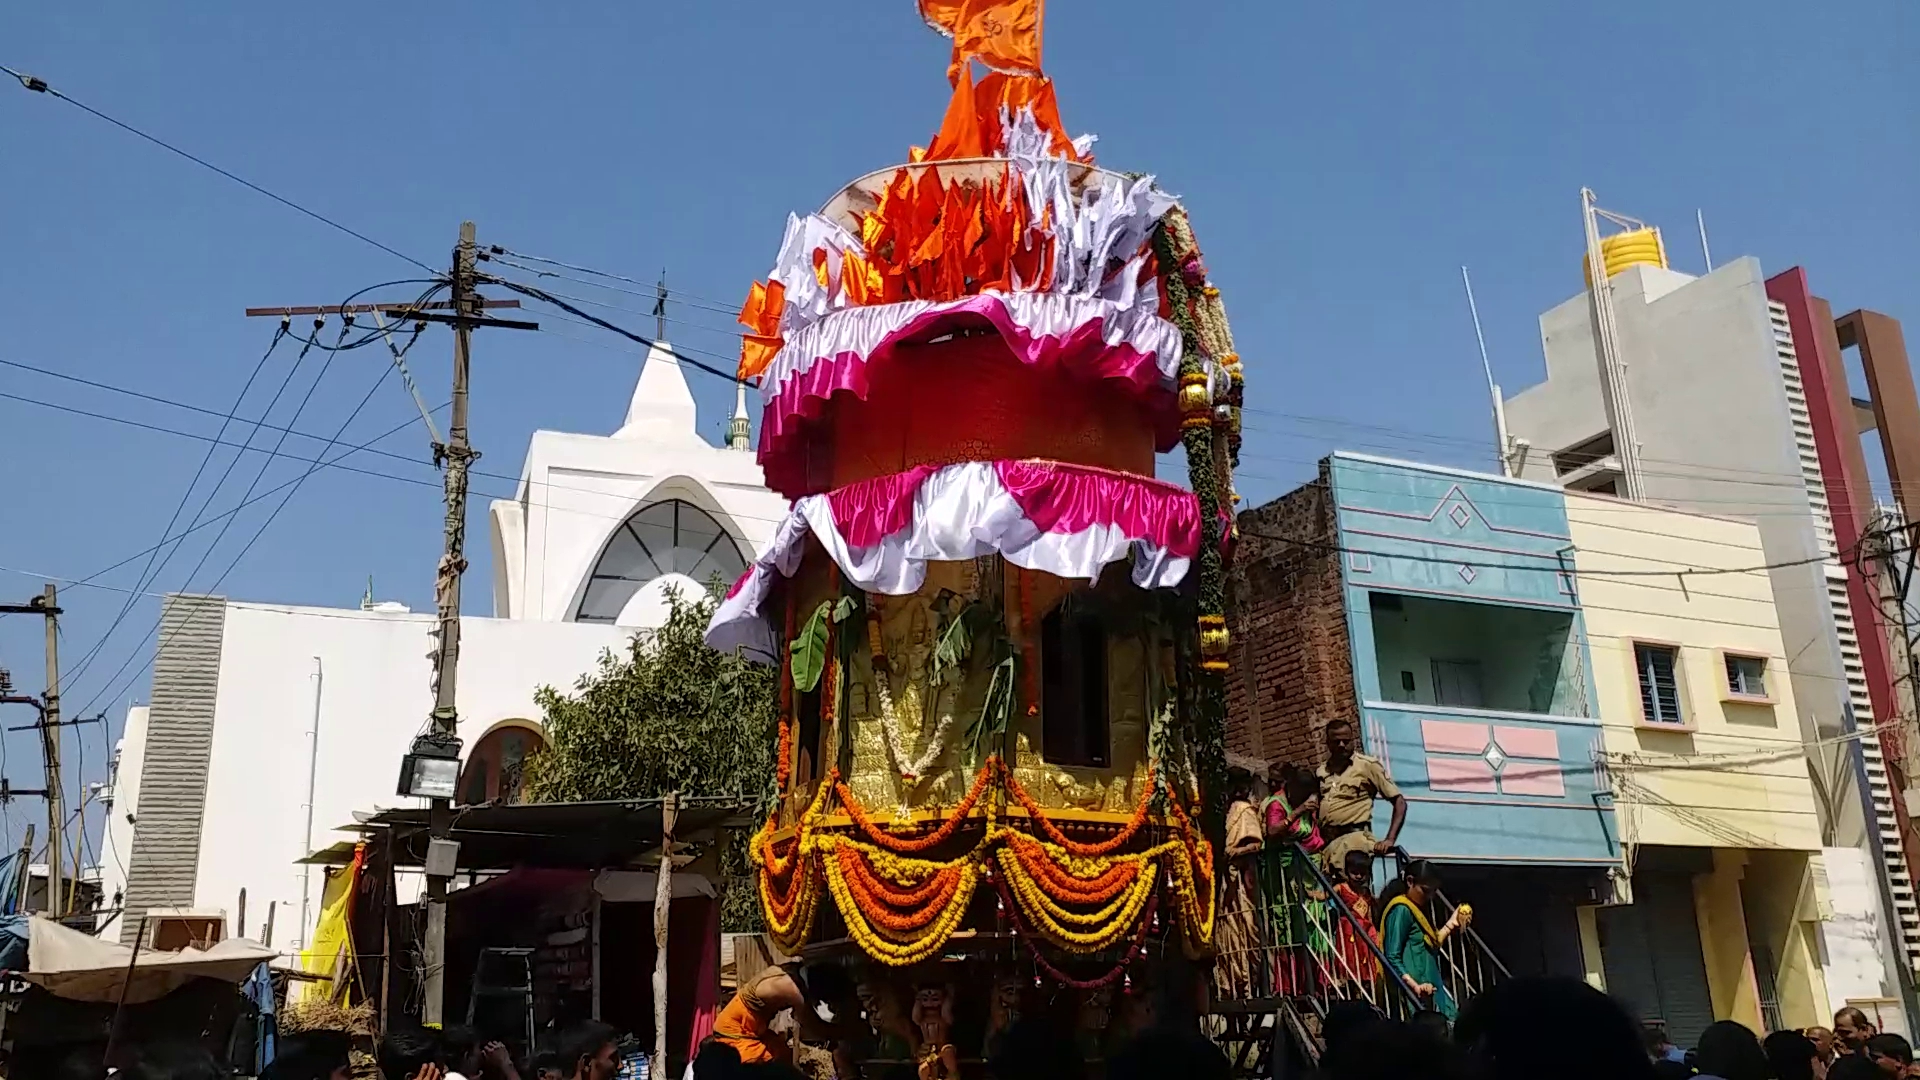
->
[1635, 644, 1684, 725]
[1725, 654, 1768, 698]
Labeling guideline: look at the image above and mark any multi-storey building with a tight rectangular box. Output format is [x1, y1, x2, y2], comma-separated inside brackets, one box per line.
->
[1228, 452, 1846, 1041]
[1502, 238, 1918, 1025]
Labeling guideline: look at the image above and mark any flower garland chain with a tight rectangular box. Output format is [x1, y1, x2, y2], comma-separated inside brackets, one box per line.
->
[821, 840, 980, 966]
[873, 671, 956, 783]
[999, 876, 1160, 991]
[995, 847, 1160, 936]
[836, 759, 995, 853]
[825, 837, 970, 935]
[1000, 759, 1156, 858]
[1000, 831, 1143, 904]
[1152, 210, 1230, 843]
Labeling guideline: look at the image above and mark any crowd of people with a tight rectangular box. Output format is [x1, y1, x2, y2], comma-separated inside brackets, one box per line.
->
[10, 1020, 625, 1080]
[1215, 721, 1470, 1019]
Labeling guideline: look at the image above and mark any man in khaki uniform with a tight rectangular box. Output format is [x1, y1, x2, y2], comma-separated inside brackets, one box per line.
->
[1316, 718, 1407, 870]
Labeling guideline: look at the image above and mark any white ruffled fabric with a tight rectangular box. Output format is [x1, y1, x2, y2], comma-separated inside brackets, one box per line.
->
[746, 112, 1180, 346]
[705, 461, 1195, 663]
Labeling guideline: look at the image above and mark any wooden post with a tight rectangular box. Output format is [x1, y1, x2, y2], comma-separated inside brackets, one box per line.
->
[653, 794, 679, 1080]
[591, 890, 604, 1020]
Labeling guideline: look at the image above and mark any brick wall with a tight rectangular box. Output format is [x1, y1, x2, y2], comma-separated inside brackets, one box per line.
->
[1225, 468, 1357, 773]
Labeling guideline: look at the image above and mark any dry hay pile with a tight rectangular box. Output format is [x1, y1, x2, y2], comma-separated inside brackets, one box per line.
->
[279, 997, 381, 1077]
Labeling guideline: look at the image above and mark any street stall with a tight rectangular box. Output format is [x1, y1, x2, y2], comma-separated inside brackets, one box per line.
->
[0, 914, 276, 1072]
[305, 796, 751, 1072]
[700, 0, 1244, 1074]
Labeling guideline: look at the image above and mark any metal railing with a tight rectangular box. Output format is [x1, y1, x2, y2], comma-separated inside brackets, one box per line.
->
[1213, 841, 1424, 1061]
[1386, 847, 1511, 1013]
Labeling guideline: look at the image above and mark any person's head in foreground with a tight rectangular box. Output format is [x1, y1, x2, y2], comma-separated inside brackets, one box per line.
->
[1866, 1033, 1914, 1078]
[265, 1030, 353, 1080]
[556, 1021, 620, 1080]
[1838, 1007, 1879, 1053]
[1453, 977, 1654, 1080]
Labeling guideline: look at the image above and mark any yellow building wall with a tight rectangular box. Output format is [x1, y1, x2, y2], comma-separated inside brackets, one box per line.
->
[1566, 494, 1830, 1030]
[1566, 495, 1823, 851]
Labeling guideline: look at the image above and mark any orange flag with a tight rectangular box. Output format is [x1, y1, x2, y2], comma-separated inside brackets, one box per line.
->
[951, 0, 1043, 77]
[735, 279, 787, 380]
[975, 72, 1075, 159]
[924, 66, 986, 161]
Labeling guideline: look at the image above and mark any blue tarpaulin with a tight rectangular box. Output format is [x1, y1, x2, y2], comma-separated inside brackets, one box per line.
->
[0, 914, 28, 973]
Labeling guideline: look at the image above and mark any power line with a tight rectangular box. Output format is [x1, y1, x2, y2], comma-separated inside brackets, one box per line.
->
[62, 324, 325, 693]
[55, 329, 289, 693]
[483, 246, 744, 315]
[72, 360, 404, 721]
[0, 63, 436, 274]
[480, 275, 749, 386]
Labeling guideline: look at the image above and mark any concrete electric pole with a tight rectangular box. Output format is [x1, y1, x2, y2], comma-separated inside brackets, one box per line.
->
[0, 586, 63, 915]
[245, 224, 532, 1024]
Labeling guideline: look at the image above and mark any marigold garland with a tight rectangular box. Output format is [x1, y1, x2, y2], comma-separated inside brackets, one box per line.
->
[1007, 886, 1160, 991]
[759, 857, 822, 949]
[996, 848, 1159, 932]
[824, 839, 969, 933]
[1000, 760, 1156, 857]
[776, 717, 794, 796]
[1000, 831, 1149, 904]
[836, 759, 994, 853]
[821, 845, 980, 966]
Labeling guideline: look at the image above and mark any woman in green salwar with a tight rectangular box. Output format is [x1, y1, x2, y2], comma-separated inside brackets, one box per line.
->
[1259, 765, 1327, 995]
[1379, 859, 1473, 1022]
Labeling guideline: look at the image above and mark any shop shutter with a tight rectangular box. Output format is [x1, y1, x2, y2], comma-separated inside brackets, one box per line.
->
[1596, 872, 1717, 1046]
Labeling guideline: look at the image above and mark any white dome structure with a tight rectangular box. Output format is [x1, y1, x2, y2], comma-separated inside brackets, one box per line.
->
[489, 339, 790, 623]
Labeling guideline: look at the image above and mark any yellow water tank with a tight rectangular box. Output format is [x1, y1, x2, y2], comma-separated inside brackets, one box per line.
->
[1582, 227, 1667, 286]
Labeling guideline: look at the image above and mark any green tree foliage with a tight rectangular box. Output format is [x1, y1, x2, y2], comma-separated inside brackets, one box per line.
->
[523, 588, 776, 929]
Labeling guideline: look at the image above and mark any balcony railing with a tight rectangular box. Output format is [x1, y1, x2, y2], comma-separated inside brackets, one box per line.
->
[1212, 843, 1513, 1073]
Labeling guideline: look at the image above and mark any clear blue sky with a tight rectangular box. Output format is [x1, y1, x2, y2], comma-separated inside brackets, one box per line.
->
[0, 1, 1913, 863]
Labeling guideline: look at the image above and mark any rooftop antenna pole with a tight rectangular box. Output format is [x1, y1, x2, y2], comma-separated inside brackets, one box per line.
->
[1582, 187, 1647, 500]
[1696, 209, 1713, 273]
[1461, 266, 1513, 477]
[654, 271, 667, 340]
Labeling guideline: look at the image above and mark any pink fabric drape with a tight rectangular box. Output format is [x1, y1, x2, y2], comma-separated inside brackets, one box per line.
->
[756, 293, 1182, 497]
[685, 897, 721, 1059]
[992, 459, 1200, 558]
[825, 464, 940, 548]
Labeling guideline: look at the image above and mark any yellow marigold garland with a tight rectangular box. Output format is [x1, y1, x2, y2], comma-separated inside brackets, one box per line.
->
[821, 842, 980, 966]
[998, 851, 1158, 952]
[995, 847, 1160, 930]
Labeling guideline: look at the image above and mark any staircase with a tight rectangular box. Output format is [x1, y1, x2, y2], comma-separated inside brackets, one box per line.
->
[1210, 844, 1512, 1076]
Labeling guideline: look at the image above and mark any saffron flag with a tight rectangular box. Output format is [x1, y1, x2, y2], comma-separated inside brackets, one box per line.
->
[951, 0, 1043, 77]
[918, 0, 1044, 79]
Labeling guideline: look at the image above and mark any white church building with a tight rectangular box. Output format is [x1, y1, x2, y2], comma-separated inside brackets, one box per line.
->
[95, 342, 788, 946]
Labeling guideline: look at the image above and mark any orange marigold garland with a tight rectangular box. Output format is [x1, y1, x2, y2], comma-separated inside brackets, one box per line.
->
[775, 718, 794, 796]
[836, 759, 995, 853]
[1001, 831, 1142, 904]
[831, 844, 966, 935]
[1000, 759, 1157, 858]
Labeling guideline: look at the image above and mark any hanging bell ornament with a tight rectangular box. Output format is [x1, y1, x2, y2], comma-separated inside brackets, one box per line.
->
[1197, 614, 1230, 658]
[1178, 372, 1211, 428]
[1213, 403, 1240, 437]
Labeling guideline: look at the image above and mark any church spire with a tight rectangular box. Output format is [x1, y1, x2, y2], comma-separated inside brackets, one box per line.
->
[728, 381, 752, 451]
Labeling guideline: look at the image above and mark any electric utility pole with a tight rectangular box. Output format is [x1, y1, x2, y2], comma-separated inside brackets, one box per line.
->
[420, 222, 533, 1027]
[0, 586, 63, 915]
[244, 224, 532, 1025]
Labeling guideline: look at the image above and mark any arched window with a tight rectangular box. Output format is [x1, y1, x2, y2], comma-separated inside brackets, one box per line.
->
[576, 499, 747, 623]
